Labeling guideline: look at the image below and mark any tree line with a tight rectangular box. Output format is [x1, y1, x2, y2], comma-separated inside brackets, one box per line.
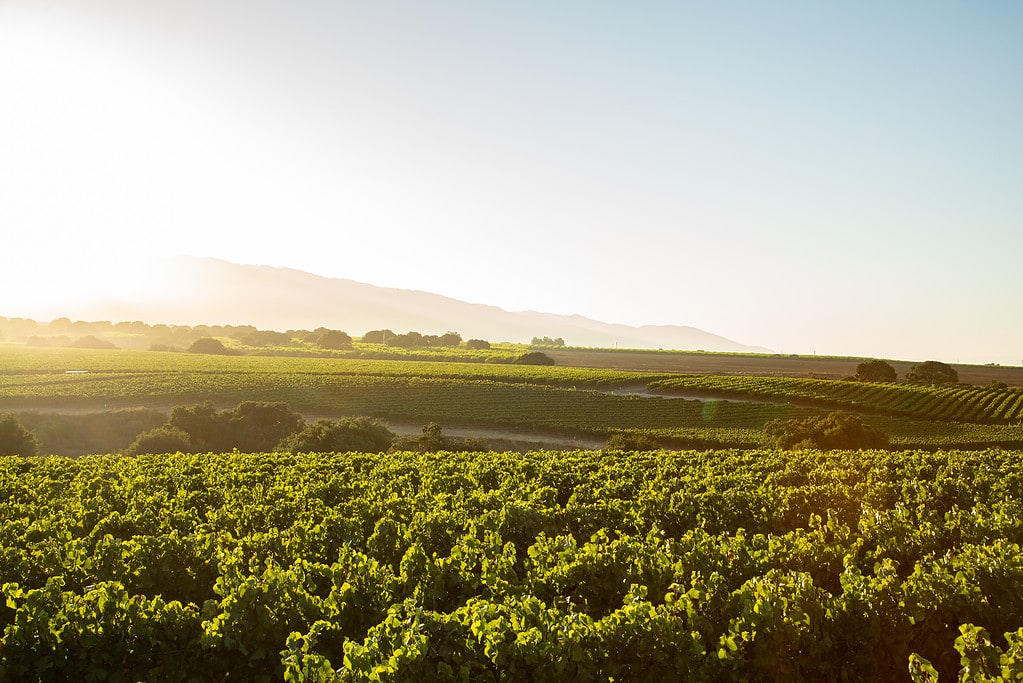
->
[0, 402, 489, 457]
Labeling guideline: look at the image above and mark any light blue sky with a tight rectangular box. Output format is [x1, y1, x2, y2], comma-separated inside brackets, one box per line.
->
[1, 1, 1020, 364]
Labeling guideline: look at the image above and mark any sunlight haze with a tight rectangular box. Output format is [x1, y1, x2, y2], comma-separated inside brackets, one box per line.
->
[1, 1, 1021, 365]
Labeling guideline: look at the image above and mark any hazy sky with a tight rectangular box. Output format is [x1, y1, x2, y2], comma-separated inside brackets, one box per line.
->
[2, 1, 1021, 364]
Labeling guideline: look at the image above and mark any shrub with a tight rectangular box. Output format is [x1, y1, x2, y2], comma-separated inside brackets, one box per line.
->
[125, 426, 193, 456]
[514, 351, 555, 366]
[765, 411, 889, 450]
[277, 417, 394, 453]
[0, 414, 40, 456]
[855, 359, 897, 383]
[186, 338, 231, 355]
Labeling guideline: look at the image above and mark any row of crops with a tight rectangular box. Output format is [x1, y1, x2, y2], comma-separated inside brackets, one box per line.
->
[651, 375, 1023, 424]
[2, 449, 1022, 681]
[4, 347, 1023, 451]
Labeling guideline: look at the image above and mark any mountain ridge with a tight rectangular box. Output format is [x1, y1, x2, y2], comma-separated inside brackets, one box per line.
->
[57, 257, 771, 353]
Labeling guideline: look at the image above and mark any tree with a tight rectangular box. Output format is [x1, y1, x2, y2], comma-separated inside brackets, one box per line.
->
[186, 337, 231, 355]
[0, 414, 40, 456]
[765, 411, 889, 450]
[316, 329, 352, 350]
[906, 360, 958, 385]
[168, 400, 303, 452]
[465, 339, 491, 350]
[437, 331, 462, 347]
[855, 359, 897, 383]
[514, 351, 555, 366]
[531, 336, 565, 347]
[389, 422, 487, 453]
[276, 416, 394, 453]
[72, 335, 117, 350]
[125, 426, 193, 456]
[239, 330, 292, 347]
[361, 329, 395, 345]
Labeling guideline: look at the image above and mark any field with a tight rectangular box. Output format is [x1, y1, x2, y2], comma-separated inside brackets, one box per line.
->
[4, 448, 1023, 682]
[1, 345, 1022, 454]
[2, 343, 1023, 680]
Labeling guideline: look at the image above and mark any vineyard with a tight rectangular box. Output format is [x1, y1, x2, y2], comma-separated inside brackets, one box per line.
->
[2, 347, 1023, 452]
[2, 449, 1022, 681]
[651, 375, 1023, 424]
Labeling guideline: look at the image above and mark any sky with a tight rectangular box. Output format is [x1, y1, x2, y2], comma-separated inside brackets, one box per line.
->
[1, 1, 1021, 365]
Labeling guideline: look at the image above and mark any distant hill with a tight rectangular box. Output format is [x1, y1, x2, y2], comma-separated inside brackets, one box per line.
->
[59, 256, 770, 353]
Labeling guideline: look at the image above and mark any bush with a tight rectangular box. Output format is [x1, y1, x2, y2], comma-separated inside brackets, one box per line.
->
[765, 411, 889, 450]
[277, 417, 394, 453]
[72, 335, 117, 350]
[168, 401, 304, 452]
[316, 330, 352, 350]
[0, 414, 40, 456]
[389, 423, 487, 453]
[186, 338, 231, 355]
[855, 359, 897, 383]
[604, 433, 661, 451]
[906, 360, 958, 385]
[514, 351, 555, 366]
[465, 339, 491, 350]
[125, 426, 193, 456]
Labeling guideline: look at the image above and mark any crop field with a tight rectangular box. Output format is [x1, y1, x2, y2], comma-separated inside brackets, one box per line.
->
[544, 348, 1023, 386]
[2, 346, 1022, 452]
[3, 344, 1023, 680]
[650, 375, 1023, 424]
[3, 448, 1023, 681]
[2, 346, 1022, 453]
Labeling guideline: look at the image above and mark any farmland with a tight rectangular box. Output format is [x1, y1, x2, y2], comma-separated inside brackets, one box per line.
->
[3, 448, 1023, 681]
[2, 345, 1022, 453]
[2, 342, 1023, 680]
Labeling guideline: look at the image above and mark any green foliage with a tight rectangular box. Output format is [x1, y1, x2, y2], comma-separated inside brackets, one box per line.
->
[0, 413, 40, 456]
[360, 329, 395, 344]
[2, 449, 1023, 681]
[168, 400, 304, 452]
[531, 336, 565, 347]
[515, 351, 555, 366]
[856, 358, 897, 383]
[277, 416, 394, 453]
[465, 339, 491, 350]
[652, 374, 1023, 425]
[125, 425, 194, 455]
[186, 337, 231, 355]
[71, 335, 117, 350]
[908, 360, 959, 385]
[389, 422, 488, 452]
[765, 411, 889, 449]
[315, 329, 352, 350]
[604, 432, 661, 451]
[240, 329, 293, 347]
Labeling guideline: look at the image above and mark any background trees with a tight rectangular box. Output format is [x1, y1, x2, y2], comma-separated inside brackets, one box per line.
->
[186, 338, 231, 355]
[276, 417, 394, 453]
[0, 414, 40, 456]
[765, 411, 889, 450]
[855, 359, 897, 382]
[906, 360, 958, 385]
[167, 401, 304, 452]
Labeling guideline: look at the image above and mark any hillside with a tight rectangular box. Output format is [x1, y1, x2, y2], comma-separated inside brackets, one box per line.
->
[54, 256, 768, 352]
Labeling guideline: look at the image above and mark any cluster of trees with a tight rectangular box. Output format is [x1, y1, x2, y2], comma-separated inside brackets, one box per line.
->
[853, 359, 959, 385]
[123, 401, 488, 456]
[531, 336, 565, 347]
[765, 411, 890, 450]
[361, 329, 463, 348]
[0, 414, 40, 456]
